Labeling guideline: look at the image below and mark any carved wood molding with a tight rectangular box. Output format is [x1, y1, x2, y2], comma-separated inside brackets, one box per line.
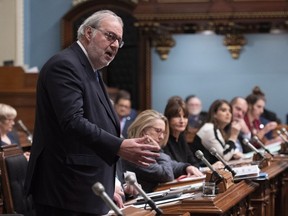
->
[157, 0, 210, 2]
[134, 11, 288, 22]
[223, 34, 246, 59]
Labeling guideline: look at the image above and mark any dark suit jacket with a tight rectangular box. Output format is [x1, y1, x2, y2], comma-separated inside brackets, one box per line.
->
[24, 42, 123, 214]
[188, 111, 207, 129]
[121, 108, 137, 138]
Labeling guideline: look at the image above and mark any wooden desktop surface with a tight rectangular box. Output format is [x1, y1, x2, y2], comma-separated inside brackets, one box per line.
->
[159, 180, 257, 216]
[126, 153, 288, 216]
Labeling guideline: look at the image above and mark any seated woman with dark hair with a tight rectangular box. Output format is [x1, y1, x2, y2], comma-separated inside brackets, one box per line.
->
[190, 99, 242, 165]
[163, 96, 201, 165]
[122, 109, 203, 192]
[244, 88, 282, 146]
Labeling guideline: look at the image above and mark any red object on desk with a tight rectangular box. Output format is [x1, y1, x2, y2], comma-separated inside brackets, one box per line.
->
[176, 175, 188, 181]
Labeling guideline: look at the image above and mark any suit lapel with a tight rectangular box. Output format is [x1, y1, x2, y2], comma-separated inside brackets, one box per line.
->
[70, 42, 120, 133]
[96, 72, 120, 129]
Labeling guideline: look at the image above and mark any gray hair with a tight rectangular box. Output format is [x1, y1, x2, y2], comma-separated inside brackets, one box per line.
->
[127, 109, 170, 146]
[77, 10, 124, 39]
[0, 103, 17, 122]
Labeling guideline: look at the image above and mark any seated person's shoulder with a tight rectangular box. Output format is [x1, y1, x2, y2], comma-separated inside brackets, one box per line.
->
[262, 109, 281, 124]
[197, 123, 213, 136]
[201, 123, 213, 130]
[8, 130, 20, 145]
[200, 111, 208, 117]
[130, 108, 138, 119]
[260, 116, 271, 125]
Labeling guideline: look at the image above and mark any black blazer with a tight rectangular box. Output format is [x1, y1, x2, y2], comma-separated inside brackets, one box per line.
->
[24, 42, 123, 214]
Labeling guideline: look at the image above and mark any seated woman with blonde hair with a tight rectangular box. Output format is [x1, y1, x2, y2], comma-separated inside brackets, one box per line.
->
[0, 103, 30, 160]
[121, 109, 203, 193]
[0, 103, 18, 146]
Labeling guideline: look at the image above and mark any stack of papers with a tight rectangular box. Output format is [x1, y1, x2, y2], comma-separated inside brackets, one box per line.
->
[233, 165, 260, 181]
[129, 182, 203, 208]
[132, 192, 195, 208]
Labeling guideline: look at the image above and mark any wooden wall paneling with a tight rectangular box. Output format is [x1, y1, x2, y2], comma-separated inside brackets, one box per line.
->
[0, 67, 37, 132]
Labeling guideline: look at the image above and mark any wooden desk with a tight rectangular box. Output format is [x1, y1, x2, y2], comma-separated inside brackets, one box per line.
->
[160, 180, 258, 216]
[127, 179, 257, 216]
[250, 155, 288, 216]
[273, 155, 288, 216]
[122, 206, 156, 216]
[125, 154, 288, 216]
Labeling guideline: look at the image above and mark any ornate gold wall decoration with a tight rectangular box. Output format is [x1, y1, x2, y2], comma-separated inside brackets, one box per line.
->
[135, 21, 176, 60]
[153, 34, 176, 60]
[134, 21, 161, 33]
[223, 34, 246, 59]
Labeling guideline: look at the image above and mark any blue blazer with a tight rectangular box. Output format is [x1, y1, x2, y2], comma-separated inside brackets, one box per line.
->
[24, 42, 123, 214]
[121, 109, 137, 138]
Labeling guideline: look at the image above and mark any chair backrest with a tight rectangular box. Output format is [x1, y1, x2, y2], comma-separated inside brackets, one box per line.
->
[0, 144, 35, 215]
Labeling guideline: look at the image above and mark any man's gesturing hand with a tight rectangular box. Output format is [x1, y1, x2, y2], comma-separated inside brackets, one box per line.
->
[118, 136, 160, 167]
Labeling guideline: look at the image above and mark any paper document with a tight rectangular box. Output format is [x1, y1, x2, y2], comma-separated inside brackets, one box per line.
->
[132, 193, 195, 208]
[233, 165, 260, 180]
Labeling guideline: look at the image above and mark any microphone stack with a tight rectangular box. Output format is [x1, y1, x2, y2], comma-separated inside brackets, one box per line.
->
[195, 150, 234, 193]
[17, 120, 33, 144]
[277, 128, 288, 154]
[251, 136, 274, 158]
[125, 174, 163, 216]
[243, 138, 271, 168]
[92, 182, 123, 216]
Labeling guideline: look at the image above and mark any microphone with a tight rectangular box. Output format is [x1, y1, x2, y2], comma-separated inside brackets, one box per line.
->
[281, 127, 288, 138]
[277, 130, 288, 143]
[209, 147, 236, 176]
[17, 120, 33, 143]
[242, 138, 265, 159]
[92, 182, 123, 216]
[195, 150, 223, 183]
[251, 136, 274, 157]
[125, 174, 163, 216]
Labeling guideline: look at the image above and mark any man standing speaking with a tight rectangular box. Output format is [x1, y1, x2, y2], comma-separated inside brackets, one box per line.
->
[25, 10, 160, 216]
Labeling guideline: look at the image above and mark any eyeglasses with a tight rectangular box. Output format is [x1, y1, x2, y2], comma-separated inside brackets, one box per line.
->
[91, 27, 124, 48]
[151, 127, 167, 136]
[115, 103, 131, 109]
[4, 118, 14, 122]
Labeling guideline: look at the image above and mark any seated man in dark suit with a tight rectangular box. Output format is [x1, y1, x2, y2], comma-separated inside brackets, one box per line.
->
[230, 96, 252, 153]
[185, 95, 207, 129]
[185, 95, 207, 144]
[114, 90, 137, 138]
